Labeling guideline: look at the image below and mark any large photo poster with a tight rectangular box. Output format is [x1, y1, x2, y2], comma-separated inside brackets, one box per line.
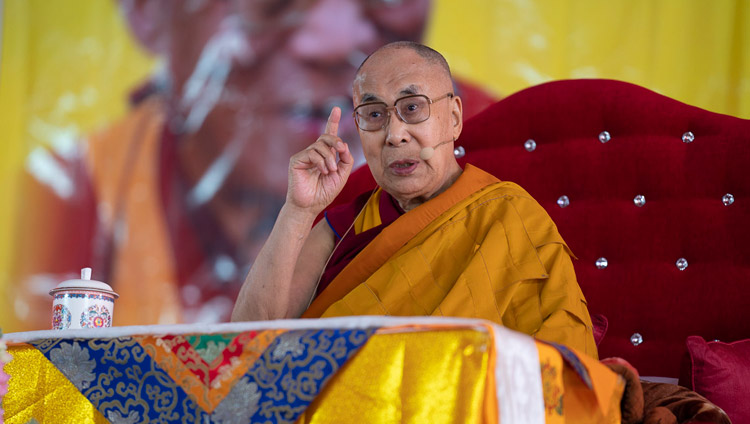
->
[1, 0, 747, 332]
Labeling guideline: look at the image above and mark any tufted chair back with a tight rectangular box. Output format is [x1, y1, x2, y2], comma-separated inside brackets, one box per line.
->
[331, 79, 750, 377]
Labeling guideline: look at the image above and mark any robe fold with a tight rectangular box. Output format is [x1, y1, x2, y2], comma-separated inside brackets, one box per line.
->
[304, 164, 597, 358]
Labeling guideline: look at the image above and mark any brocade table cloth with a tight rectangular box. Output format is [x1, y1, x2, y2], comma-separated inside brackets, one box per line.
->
[2, 316, 610, 423]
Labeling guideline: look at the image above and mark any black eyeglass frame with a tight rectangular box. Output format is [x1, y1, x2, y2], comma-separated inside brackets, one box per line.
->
[352, 92, 454, 131]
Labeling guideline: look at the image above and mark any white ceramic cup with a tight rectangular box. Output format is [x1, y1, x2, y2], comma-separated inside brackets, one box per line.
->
[49, 267, 119, 330]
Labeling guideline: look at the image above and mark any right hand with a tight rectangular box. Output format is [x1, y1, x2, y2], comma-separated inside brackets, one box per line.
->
[287, 107, 354, 214]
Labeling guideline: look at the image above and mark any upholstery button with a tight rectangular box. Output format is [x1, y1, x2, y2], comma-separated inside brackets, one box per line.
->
[453, 146, 465, 158]
[598, 131, 611, 143]
[524, 139, 537, 152]
[676, 258, 688, 271]
[633, 194, 646, 207]
[557, 195, 570, 208]
[630, 333, 643, 346]
[595, 257, 608, 269]
[682, 131, 695, 143]
[722, 193, 734, 206]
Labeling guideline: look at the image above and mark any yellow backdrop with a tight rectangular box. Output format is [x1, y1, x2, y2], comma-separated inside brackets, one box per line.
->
[426, 0, 749, 117]
[1, 0, 747, 331]
[0, 0, 155, 330]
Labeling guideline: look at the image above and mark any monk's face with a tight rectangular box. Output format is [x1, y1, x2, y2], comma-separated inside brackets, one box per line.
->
[353, 47, 463, 208]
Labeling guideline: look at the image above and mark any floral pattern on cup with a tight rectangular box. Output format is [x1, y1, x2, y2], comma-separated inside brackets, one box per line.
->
[54, 292, 115, 303]
[52, 304, 72, 330]
[80, 304, 112, 328]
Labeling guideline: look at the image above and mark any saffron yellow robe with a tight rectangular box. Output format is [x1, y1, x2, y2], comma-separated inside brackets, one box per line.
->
[304, 164, 597, 359]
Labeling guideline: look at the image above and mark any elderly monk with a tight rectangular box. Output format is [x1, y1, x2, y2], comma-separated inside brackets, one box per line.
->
[232, 41, 597, 358]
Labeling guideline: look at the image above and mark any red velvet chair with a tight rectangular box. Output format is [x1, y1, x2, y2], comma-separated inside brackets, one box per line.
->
[330, 79, 750, 381]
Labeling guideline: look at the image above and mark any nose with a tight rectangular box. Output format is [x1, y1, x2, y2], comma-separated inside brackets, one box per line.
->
[287, 0, 380, 66]
[384, 109, 410, 146]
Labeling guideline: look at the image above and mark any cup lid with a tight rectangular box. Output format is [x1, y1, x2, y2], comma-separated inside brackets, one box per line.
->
[49, 267, 119, 298]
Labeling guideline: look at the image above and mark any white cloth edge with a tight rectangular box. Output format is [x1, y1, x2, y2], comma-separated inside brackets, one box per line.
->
[4, 316, 495, 343]
[491, 324, 546, 424]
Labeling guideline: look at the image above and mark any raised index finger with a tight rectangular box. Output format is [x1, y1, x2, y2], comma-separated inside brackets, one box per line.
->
[325, 106, 341, 136]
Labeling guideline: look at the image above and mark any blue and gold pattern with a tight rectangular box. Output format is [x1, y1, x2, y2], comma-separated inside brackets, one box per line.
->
[29, 328, 376, 423]
[243, 329, 374, 422]
[32, 337, 204, 422]
[547, 342, 592, 389]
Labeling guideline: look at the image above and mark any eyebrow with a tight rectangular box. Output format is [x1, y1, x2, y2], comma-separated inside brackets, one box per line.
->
[360, 93, 381, 103]
[358, 85, 423, 104]
[399, 85, 421, 96]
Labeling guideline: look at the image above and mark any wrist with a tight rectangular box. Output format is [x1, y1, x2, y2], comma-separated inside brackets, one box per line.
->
[279, 202, 320, 227]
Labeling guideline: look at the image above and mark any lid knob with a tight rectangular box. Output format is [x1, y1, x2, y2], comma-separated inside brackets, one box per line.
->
[81, 267, 92, 280]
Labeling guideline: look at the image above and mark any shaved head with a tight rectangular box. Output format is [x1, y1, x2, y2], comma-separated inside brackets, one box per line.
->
[355, 41, 453, 84]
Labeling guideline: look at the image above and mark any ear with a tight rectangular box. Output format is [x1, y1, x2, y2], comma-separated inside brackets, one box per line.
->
[451, 95, 463, 140]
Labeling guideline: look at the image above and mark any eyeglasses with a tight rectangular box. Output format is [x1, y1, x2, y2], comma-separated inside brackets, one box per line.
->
[353, 93, 454, 131]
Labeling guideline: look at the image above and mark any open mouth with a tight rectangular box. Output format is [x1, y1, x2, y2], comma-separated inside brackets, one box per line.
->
[389, 160, 418, 175]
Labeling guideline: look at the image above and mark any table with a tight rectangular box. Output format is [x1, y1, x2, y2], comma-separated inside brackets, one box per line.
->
[2, 316, 620, 423]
